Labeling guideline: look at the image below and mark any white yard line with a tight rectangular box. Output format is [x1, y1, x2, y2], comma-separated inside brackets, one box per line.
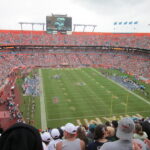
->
[39, 69, 47, 130]
[92, 68, 150, 105]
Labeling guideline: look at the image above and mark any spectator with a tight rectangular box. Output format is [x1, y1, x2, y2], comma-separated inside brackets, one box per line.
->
[88, 124, 109, 150]
[57, 127, 64, 139]
[56, 123, 85, 150]
[0, 122, 43, 150]
[142, 120, 150, 140]
[133, 123, 148, 141]
[48, 128, 62, 150]
[87, 124, 96, 143]
[0, 126, 4, 136]
[100, 117, 147, 150]
[76, 126, 89, 150]
[106, 126, 116, 141]
[144, 139, 150, 149]
[41, 131, 52, 150]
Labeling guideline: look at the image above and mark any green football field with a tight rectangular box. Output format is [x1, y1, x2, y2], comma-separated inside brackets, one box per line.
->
[40, 68, 150, 128]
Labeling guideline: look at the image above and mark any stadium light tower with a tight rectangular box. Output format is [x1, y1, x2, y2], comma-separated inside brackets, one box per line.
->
[19, 22, 46, 31]
[73, 24, 97, 32]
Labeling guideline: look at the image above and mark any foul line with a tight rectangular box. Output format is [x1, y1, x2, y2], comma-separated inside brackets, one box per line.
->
[39, 69, 47, 130]
[92, 68, 150, 105]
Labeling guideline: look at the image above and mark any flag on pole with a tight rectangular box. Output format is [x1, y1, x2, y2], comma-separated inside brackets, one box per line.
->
[134, 21, 138, 24]
[119, 22, 122, 25]
[114, 22, 117, 25]
[124, 21, 128, 25]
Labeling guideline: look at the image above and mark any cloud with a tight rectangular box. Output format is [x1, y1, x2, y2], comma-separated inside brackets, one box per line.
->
[71, 0, 150, 17]
[0, 0, 149, 32]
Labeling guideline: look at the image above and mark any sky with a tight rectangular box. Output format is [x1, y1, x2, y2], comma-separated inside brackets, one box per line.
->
[0, 0, 150, 32]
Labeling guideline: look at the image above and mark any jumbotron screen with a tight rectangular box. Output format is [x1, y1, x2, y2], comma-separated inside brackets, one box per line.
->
[46, 16, 72, 32]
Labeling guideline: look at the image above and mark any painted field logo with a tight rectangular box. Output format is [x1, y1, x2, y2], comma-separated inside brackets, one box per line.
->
[76, 82, 86, 86]
[52, 97, 59, 104]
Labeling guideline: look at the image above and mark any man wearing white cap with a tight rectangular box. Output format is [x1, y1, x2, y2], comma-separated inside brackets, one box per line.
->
[56, 123, 85, 150]
[41, 131, 52, 150]
[100, 117, 148, 150]
[48, 128, 62, 150]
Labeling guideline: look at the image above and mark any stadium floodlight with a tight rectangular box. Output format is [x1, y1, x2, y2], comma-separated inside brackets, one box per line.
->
[73, 24, 97, 32]
[18, 22, 46, 31]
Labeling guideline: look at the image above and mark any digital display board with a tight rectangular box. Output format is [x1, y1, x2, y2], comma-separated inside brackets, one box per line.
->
[46, 15, 72, 33]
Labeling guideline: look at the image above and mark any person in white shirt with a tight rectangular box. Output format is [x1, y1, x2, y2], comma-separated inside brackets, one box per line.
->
[41, 131, 52, 150]
[133, 123, 148, 141]
[56, 123, 85, 150]
[48, 128, 62, 150]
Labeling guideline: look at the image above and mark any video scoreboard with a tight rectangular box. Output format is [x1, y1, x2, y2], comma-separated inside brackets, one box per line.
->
[46, 14, 72, 33]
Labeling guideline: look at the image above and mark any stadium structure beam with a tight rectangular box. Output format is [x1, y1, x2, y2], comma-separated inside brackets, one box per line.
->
[73, 24, 97, 32]
[19, 22, 46, 31]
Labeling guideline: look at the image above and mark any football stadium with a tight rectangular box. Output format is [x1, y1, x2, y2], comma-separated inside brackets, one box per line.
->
[0, 9, 150, 150]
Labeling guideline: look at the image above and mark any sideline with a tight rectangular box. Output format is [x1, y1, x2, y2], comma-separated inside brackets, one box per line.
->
[91, 68, 150, 105]
[39, 69, 47, 130]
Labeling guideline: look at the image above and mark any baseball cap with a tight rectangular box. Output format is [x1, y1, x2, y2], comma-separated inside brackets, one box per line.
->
[116, 117, 135, 140]
[64, 123, 77, 134]
[51, 128, 60, 139]
[88, 124, 96, 132]
[41, 132, 51, 142]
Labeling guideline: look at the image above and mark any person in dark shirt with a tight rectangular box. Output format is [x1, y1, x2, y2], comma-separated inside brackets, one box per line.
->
[0, 126, 4, 136]
[0, 123, 43, 150]
[88, 124, 109, 150]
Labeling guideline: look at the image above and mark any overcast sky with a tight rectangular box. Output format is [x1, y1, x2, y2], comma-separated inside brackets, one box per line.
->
[0, 0, 150, 32]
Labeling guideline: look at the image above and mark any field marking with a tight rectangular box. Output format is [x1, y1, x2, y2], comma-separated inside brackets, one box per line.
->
[106, 90, 111, 94]
[47, 107, 149, 118]
[39, 69, 47, 130]
[64, 93, 68, 95]
[48, 110, 150, 121]
[67, 99, 71, 102]
[92, 68, 150, 105]
[69, 106, 76, 111]
[121, 102, 127, 106]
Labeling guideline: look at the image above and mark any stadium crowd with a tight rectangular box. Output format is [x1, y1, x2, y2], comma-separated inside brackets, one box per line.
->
[0, 50, 150, 88]
[0, 31, 150, 149]
[0, 117, 150, 150]
[1, 31, 150, 50]
[0, 86, 23, 123]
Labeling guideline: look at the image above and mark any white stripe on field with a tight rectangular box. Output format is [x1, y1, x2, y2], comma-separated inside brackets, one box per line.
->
[39, 69, 47, 130]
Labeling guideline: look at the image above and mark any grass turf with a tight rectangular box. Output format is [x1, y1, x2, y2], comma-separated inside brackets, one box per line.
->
[40, 68, 150, 128]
